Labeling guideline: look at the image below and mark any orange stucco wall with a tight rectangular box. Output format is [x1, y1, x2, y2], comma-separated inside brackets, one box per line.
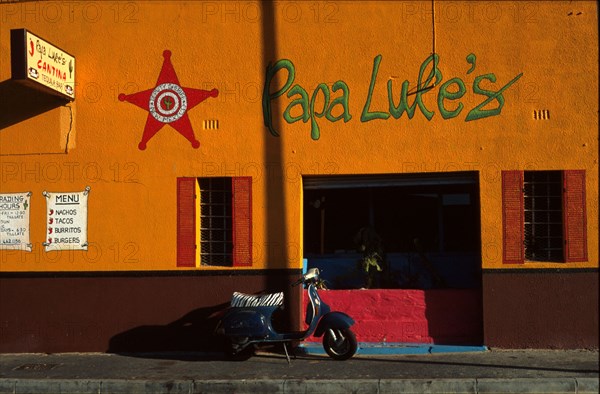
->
[1, 1, 598, 272]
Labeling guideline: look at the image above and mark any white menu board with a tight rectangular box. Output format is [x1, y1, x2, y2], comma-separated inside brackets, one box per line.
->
[43, 187, 90, 251]
[0, 192, 32, 252]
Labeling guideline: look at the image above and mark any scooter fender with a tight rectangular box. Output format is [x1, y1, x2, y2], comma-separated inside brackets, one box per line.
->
[221, 309, 269, 337]
[314, 312, 355, 337]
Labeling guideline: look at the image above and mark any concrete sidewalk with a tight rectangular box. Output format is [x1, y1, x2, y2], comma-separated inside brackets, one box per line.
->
[0, 349, 598, 393]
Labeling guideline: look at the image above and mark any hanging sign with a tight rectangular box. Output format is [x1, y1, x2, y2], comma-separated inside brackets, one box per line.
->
[10, 28, 75, 100]
[43, 187, 90, 251]
[0, 192, 32, 252]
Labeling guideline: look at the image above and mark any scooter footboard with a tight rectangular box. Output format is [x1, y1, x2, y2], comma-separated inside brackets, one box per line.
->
[314, 312, 355, 337]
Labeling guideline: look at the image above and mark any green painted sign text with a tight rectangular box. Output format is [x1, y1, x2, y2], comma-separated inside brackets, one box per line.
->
[263, 53, 523, 140]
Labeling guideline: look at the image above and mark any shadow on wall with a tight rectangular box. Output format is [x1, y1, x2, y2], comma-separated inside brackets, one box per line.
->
[261, 1, 301, 333]
[0, 80, 68, 130]
[107, 303, 229, 355]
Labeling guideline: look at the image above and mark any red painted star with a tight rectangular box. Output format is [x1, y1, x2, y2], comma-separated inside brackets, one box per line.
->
[119, 50, 218, 150]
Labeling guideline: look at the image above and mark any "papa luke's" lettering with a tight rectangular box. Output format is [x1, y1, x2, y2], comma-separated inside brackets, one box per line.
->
[263, 53, 523, 140]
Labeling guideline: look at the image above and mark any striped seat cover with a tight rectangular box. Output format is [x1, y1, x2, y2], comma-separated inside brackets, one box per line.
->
[230, 292, 284, 308]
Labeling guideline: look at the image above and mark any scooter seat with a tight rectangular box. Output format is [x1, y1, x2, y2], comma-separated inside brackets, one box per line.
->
[231, 292, 284, 308]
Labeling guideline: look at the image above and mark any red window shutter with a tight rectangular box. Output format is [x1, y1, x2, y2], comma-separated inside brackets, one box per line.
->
[563, 170, 587, 262]
[232, 177, 252, 267]
[177, 177, 196, 267]
[502, 171, 524, 264]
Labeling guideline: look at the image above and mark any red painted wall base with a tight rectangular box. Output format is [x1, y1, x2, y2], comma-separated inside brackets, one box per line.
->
[304, 289, 483, 345]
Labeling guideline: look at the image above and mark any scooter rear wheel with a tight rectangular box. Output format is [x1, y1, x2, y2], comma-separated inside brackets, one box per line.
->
[227, 342, 255, 361]
[225, 336, 255, 361]
[323, 328, 357, 360]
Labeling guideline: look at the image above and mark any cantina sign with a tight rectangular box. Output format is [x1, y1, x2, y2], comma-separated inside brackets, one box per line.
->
[11, 29, 75, 100]
[263, 53, 523, 140]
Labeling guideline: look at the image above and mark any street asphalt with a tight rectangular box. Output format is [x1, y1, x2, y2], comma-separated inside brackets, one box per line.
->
[0, 348, 598, 393]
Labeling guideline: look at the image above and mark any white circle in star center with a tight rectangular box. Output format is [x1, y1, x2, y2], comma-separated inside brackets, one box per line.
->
[149, 83, 188, 123]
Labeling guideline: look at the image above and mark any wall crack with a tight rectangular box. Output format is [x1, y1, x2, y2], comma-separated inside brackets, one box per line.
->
[64, 104, 74, 154]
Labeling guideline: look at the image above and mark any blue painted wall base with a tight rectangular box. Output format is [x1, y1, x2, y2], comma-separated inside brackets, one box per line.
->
[297, 342, 488, 356]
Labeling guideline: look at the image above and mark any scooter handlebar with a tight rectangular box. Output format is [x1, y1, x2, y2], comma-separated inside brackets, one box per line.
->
[292, 268, 320, 287]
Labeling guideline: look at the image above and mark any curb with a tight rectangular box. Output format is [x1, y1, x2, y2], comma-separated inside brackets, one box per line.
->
[1, 377, 598, 394]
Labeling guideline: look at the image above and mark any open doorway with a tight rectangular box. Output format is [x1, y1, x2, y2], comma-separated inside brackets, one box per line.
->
[302, 171, 484, 346]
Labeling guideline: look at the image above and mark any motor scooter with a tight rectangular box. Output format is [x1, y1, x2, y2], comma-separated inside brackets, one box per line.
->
[215, 268, 357, 361]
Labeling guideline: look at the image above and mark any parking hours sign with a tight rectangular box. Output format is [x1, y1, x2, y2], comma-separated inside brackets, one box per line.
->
[0, 192, 32, 252]
[43, 187, 90, 252]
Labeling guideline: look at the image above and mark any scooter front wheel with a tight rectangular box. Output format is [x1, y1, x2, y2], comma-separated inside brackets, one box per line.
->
[323, 328, 357, 360]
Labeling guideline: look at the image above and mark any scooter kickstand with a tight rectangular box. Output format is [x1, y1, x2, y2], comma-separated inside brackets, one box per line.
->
[282, 342, 291, 365]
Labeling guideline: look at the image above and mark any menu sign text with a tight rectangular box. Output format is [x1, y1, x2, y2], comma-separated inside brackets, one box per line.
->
[43, 188, 89, 251]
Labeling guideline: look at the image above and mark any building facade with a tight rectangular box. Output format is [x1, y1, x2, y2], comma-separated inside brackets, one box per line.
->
[0, 0, 598, 353]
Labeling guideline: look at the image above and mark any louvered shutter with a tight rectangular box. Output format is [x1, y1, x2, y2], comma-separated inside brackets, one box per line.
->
[502, 171, 524, 264]
[563, 170, 587, 262]
[177, 177, 196, 267]
[232, 177, 252, 267]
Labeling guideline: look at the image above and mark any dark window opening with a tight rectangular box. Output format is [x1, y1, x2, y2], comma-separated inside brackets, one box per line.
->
[524, 171, 563, 262]
[303, 172, 481, 290]
[199, 177, 233, 266]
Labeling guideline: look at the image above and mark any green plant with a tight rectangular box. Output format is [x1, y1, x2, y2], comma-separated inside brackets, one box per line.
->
[354, 227, 385, 288]
[361, 252, 382, 273]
